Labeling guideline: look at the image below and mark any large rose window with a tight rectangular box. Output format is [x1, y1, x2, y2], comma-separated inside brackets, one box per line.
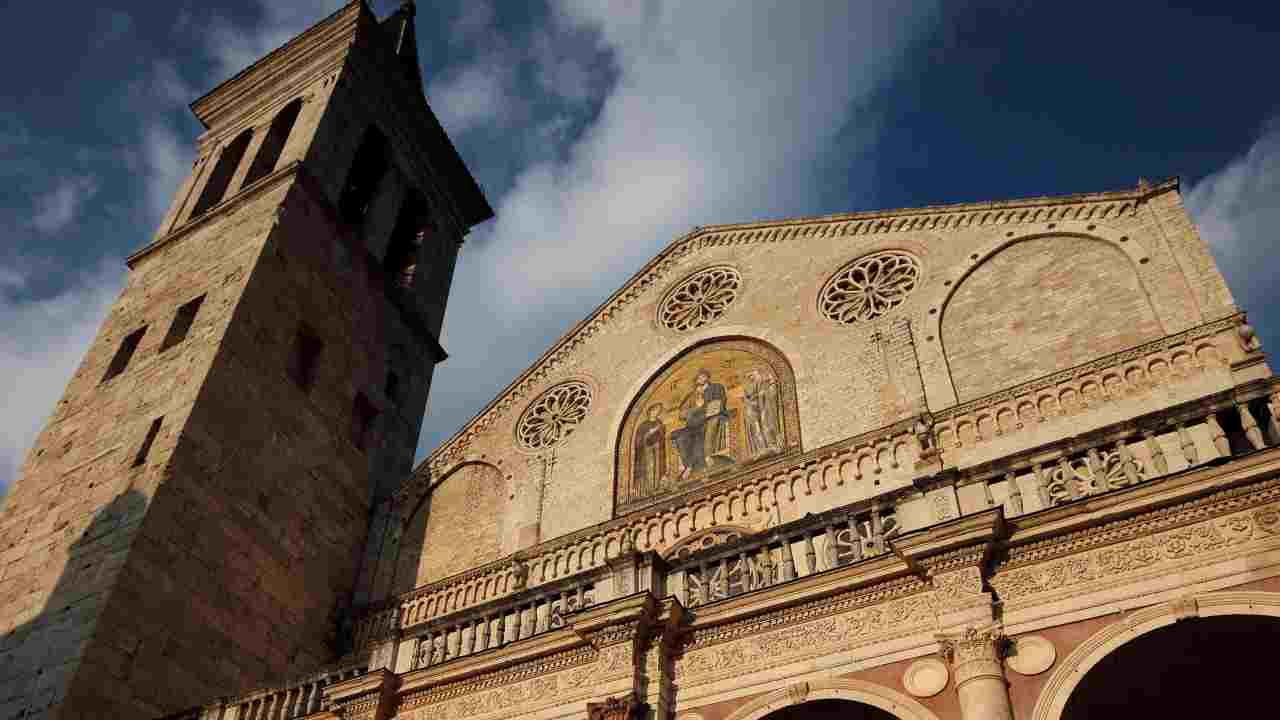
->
[819, 251, 921, 324]
[658, 266, 742, 332]
[516, 381, 593, 451]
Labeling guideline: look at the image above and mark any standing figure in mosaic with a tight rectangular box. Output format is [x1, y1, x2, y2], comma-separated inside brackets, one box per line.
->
[671, 369, 731, 479]
[743, 368, 783, 459]
[632, 404, 668, 496]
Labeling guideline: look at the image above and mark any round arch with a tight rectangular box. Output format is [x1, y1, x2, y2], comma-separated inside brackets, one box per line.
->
[721, 678, 944, 720]
[612, 335, 802, 515]
[926, 226, 1164, 404]
[1031, 590, 1280, 720]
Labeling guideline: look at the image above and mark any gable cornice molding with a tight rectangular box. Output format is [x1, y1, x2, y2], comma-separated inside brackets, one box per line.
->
[397, 180, 1179, 507]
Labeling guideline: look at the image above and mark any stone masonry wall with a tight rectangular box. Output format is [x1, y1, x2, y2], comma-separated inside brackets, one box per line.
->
[941, 234, 1164, 401]
[395, 187, 1241, 597]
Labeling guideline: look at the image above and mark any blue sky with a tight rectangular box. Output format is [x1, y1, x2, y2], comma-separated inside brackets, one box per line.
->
[2, 1, 1278, 491]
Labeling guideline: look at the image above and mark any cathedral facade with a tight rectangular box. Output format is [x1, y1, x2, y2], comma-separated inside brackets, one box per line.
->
[3, 3, 1279, 720]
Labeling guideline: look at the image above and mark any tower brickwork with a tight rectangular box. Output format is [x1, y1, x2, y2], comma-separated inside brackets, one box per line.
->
[0, 3, 490, 718]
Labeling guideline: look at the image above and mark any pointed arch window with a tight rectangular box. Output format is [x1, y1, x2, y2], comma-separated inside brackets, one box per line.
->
[242, 98, 303, 187]
[190, 129, 253, 218]
[339, 126, 391, 226]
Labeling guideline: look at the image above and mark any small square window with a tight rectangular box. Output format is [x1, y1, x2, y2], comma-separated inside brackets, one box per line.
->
[160, 295, 206, 352]
[288, 329, 323, 391]
[102, 326, 147, 384]
[132, 417, 163, 467]
[351, 393, 379, 452]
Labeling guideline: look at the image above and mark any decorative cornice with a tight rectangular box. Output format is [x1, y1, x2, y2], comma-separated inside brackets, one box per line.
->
[404, 180, 1179, 496]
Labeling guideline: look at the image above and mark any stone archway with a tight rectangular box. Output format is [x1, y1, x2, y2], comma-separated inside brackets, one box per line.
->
[1032, 591, 1280, 720]
[722, 678, 943, 720]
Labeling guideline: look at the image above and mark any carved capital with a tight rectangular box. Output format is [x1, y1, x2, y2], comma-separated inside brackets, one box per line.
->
[587, 694, 646, 720]
[937, 624, 1008, 687]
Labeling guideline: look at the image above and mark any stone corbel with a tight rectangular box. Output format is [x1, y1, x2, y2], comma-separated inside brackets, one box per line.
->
[892, 507, 1002, 625]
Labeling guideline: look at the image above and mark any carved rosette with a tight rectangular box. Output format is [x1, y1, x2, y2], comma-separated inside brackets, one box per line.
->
[937, 625, 1009, 688]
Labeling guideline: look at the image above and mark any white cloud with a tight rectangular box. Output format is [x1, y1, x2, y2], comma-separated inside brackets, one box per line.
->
[0, 261, 123, 491]
[420, 0, 940, 456]
[30, 176, 100, 234]
[139, 122, 192, 227]
[1186, 117, 1280, 318]
[206, 1, 345, 82]
[429, 60, 518, 135]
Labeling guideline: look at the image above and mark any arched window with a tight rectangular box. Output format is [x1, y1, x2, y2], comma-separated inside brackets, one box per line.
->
[190, 129, 253, 218]
[242, 98, 302, 187]
[384, 190, 432, 290]
[338, 126, 390, 225]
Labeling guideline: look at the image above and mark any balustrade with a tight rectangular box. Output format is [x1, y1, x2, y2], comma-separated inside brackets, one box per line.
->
[668, 501, 901, 609]
[973, 395, 1279, 518]
[409, 573, 599, 671]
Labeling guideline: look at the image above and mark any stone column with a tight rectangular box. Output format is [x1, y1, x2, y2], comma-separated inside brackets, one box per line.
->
[937, 625, 1012, 720]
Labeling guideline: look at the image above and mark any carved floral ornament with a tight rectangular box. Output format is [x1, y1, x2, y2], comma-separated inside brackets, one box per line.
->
[659, 266, 742, 331]
[515, 380, 593, 451]
[819, 250, 921, 325]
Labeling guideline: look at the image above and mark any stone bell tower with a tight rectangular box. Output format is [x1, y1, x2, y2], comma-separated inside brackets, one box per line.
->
[0, 2, 491, 718]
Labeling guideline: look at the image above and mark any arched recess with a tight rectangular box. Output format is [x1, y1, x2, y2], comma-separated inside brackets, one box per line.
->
[393, 461, 506, 594]
[614, 336, 801, 515]
[939, 232, 1163, 402]
[721, 677, 943, 720]
[1032, 590, 1280, 720]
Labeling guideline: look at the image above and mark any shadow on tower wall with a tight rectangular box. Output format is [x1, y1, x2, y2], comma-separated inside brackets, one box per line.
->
[0, 488, 148, 720]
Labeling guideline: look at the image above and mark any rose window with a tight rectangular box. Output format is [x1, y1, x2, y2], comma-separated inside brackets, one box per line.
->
[658, 266, 742, 331]
[819, 251, 921, 324]
[516, 381, 593, 451]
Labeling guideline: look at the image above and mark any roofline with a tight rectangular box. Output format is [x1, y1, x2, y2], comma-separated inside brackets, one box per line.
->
[189, 1, 363, 128]
[406, 178, 1180, 484]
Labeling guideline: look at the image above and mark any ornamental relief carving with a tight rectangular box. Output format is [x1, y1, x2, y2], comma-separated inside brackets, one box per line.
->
[400, 645, 632, 720]
[990, 498, 1280, 607]
[674, 591, 937, 684]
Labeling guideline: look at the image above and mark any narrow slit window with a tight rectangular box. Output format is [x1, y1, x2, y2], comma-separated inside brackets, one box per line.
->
[101, 326, 147, 384]
[160, 295, 206, 352]
[242, 98, 303, 187]
[288, 328, 324, 391]
[133, 417, 163, 467]
[190, 129, 254, 218]
[338, 126, 390, 225]
[351, 393, 379, 452]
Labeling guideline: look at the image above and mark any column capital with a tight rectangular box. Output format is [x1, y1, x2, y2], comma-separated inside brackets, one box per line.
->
[936, 623, 1009, 687]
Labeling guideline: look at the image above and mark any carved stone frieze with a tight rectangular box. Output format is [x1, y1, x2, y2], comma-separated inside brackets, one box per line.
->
[399, 645, 595, 714]
[675, 579, 937, 684]
[991, 493, 1280, 607]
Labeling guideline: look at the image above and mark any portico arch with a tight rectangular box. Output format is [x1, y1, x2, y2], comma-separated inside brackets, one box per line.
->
[722, 678, 944, 720]
[1032, 590, 1280, 720]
